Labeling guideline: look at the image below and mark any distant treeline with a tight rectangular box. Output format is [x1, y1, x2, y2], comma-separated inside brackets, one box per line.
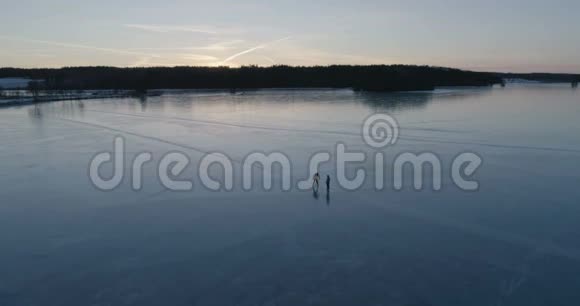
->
[0, 65, 503, 92]
[499, 72, 580, 83]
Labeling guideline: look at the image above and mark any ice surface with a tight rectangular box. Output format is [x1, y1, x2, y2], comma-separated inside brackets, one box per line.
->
[1, 85, 580, 305]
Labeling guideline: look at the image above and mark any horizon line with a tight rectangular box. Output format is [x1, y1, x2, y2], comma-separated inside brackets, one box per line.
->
[0, 65, 579, 76]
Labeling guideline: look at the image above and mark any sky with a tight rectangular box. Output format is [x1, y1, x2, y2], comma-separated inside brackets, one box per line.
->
[0, 0, 579, 73]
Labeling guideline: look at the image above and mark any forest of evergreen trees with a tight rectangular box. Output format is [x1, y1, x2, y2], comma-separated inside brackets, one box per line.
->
[0, 65, 504, 92]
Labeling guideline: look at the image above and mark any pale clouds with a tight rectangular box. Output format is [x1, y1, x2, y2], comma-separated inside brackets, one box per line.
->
[127, 40, 245, 52]
[181, 54, 220, 61]
[194, 40, 246, 51]
[0, 35, 157, 58]
[0, 33, 396, 68]
[124, 24, 240, 35]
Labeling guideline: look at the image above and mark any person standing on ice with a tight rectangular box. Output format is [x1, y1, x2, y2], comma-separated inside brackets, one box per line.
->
[326, 175, 330, 192]
[313, 173, 320, 190]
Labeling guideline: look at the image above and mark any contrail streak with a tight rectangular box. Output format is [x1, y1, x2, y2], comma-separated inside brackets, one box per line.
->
[221, 36, 291, 65]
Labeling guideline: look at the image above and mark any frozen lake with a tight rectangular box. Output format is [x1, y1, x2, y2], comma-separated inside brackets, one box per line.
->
[1, 84, 580, 305]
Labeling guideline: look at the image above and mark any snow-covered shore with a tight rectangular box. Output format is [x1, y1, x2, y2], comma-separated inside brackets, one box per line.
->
[0, 90, 160, 107]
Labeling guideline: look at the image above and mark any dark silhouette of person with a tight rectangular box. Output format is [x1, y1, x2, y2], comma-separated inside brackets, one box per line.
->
[313, 172, 320, 190]
[326, 175, 330, 191]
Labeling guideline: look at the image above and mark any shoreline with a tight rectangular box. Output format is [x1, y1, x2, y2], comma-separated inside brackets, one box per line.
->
[0, 91, 160, 108]
[3, 82, 577, 108]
